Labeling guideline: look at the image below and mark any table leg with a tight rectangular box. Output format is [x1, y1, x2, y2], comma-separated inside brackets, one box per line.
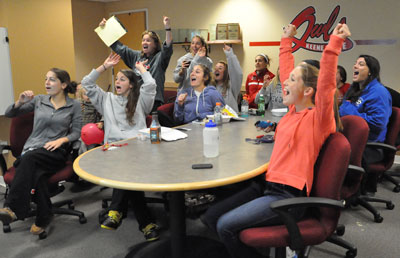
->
[169, 191, 186, 258]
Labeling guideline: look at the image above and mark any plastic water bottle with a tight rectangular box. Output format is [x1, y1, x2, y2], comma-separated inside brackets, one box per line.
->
[241, 96, 249, 118]
[257, 94, 265, 117]
[203, 120, 219, 158]
[214, 102, 223, 126]
[150, 111, 161, 144]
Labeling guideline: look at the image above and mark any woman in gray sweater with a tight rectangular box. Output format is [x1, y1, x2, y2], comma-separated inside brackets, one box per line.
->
[0, 68, 81, 235]
[81, 53, 160, 241]
[213, 44, 243, 113]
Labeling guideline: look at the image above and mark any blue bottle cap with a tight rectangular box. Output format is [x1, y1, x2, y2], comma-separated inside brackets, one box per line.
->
[205, 120, 217, 127]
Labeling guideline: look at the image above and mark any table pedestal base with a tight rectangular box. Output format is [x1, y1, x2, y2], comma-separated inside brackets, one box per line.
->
[125, 236, 230, 258]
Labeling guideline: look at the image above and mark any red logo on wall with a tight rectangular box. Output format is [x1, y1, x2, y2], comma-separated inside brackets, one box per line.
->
[290, 5, 354, 53]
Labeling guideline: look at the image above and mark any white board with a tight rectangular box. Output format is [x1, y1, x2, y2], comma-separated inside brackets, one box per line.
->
[0, 28, 14, 115]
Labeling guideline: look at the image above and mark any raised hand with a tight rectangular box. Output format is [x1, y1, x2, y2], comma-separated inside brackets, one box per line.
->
[223, 43, 231, 52]
[135, 59, 149, 74]
[16, 90, 34, 107]
[99, 18, 107, 27]
[263, 74, 272, 88]
[163, 16, 171, 29]
[177, 92, 188, 106]
[198, 46, 207, 57]
[332, 23, 351, 39]
[282, 24, 297, 38]
[103, 53, 121, 69]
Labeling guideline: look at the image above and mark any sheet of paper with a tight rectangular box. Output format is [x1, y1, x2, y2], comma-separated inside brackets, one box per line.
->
[139, 127, 188, 142]
[94, 16, 127, 47]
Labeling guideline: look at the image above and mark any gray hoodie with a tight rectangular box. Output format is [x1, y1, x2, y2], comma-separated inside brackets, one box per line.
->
[255, 81, 286, 111]
[81, 69, 156, 143]
[215, 48, 243, 113]
[173, 52, 213, 89]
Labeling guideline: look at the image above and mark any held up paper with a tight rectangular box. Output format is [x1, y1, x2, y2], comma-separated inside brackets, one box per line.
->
[95, 16, 127, 47]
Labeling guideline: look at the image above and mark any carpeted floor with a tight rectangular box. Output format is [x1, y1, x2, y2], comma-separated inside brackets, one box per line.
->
[1, 164, 400, 258]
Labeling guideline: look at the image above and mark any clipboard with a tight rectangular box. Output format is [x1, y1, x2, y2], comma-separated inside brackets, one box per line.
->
[95, 16, 127, 47]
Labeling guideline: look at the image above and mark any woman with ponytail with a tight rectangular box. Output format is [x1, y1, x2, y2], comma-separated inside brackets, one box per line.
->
[0, 68, 81, 235]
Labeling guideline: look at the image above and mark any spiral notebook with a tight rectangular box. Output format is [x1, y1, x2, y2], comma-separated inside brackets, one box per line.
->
[95, 16, 127, 47]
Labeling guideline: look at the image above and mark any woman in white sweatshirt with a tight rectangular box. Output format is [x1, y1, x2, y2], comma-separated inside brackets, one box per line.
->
[81, 53, 160, 241]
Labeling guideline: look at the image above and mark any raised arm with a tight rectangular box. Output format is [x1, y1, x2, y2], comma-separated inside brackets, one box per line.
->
[136, 60, 157, 115]
[163, 16, 172, 47]
[4, 91, 36, 117]
[224, 44, 243, 100]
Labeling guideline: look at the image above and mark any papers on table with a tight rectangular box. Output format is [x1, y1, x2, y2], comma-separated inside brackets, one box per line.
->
[139, 127, 188, 142]
[95, 16, 127, 47]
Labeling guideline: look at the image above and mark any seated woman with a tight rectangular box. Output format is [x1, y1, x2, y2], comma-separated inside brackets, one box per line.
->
[173, 35, 213, 90]
[254, 67, 287, 112]
[340, 55, 392, 194]
[174, 64, 225, 124]
[213, 44, 243, 113]
[81, 53, 160, 241]
[201, 23, 349, 258]
[336, 65, 351, 103]
[0, 68, 81, 235]
[245, 53, 275, 108]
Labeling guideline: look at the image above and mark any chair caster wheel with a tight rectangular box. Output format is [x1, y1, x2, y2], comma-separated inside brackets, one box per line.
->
[386, 202, 395, 210]
[3, 225, 11, 233]
[336, 227, 345, 236]
[374, 215, 383, 223]
[393, 186, 400, 193]
[39, 231, 47, 240]
[79, 217, 87, 224]
[346, 249, 357, 258]
[68, 204, 75, 210]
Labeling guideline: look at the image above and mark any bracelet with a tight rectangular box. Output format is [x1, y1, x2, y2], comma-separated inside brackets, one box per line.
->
[165, 28, 171, 31]
[102, 64, 107, 71]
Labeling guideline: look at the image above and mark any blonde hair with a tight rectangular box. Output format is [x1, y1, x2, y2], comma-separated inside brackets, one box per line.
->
[76, 85, 86, 101]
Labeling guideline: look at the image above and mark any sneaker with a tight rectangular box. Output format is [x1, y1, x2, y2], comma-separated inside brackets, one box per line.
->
[30, 223, 45, 235]
[0, 207, 17, 224]
[142, 223, 160, 242]
[100, 210, 122, 230]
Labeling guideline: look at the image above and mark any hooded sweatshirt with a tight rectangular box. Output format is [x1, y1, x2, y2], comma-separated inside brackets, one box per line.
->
[81, 69, 156, 143]
[174, 86, 225, 124]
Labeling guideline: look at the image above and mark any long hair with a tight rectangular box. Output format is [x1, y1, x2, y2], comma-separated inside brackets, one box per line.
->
[120, 69, 140, 125]
[140, 31, 162, 57]
[344, 54, 381, 103]
[50, 68, 78, 95]
[213, 61, 230, 96]
[299, 63, 343, 131]
[337, 65, 347, 84]
[191, 35, 208, 56]
[271, 67, 280, 90]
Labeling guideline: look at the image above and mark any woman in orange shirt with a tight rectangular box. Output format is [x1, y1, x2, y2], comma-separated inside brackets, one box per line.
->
[201, 23, 350, 258]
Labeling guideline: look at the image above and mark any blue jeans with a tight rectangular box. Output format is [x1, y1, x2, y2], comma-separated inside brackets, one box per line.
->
[216, 183, 305, 258]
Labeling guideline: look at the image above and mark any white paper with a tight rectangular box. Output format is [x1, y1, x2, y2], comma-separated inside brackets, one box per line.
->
[139, 127, 188, 142]
[94, 16, 127, 47]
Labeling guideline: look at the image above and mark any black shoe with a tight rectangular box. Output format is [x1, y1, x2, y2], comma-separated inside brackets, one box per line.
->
[142, 223, 160, 242]
[0, 207, 17, 224]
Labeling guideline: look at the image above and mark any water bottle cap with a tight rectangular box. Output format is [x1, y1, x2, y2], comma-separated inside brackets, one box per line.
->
[205, 120, 217, 127]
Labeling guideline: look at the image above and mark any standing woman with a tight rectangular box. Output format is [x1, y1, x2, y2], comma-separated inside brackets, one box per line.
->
[174, 64, 225, 124]
[245, 53, 275, 108]
[173, 35, 213, 89]
[99, 16, 173, 110]
[81, 53, 160, 241]
[213, 44, 243, 113]
[0, 69, 81, 235]
[340, 55, 392, 194]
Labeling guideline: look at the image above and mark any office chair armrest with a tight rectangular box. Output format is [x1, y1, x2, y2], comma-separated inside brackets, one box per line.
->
[270, 197, 345, 251]
[366, 142, 397, 153]
[348, 164, 365, 174]
[0, 144, 11, 174]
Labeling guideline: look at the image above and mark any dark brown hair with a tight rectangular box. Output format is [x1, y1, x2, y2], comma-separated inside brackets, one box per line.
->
[50, 68, 78, 95]
[141, 31, 162, 57]
[120, 69, 140, 125]
[194, 64, 212, 86]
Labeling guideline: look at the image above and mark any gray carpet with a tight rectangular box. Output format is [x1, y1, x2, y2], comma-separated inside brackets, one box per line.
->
[1, 164, 400, 258]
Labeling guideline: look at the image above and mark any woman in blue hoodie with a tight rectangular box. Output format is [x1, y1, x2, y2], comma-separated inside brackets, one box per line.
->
[340, 54, 392, 193]
[174, 64, 225, 124]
